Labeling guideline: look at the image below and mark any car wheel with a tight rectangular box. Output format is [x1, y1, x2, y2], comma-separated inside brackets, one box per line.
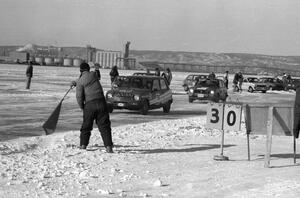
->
[189, 98, 194, 103]
[262, 90, 266, 93]
[140, 100, 149, 115]
[213, 94, 220, 103]
[163, 101, 171, 113]
[248, 87, 254, 93]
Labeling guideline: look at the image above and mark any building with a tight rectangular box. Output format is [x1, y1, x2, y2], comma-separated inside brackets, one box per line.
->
[95, 50, 123, 68]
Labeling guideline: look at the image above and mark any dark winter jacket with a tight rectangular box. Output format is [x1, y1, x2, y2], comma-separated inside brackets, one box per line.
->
[76, 70, 104, 109]
[26, 65, 33, 78]
[110, 66, 119, 83]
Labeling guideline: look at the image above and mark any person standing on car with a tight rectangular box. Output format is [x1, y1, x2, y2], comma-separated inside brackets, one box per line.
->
[224, 71, 229, 89]
[71, 62, 113, 153]
[110, 65, 119, 83]
[25, 61, 33, 89]
[162, 68, 172, 85]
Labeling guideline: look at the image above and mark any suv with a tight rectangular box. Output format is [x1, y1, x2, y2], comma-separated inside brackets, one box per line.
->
[259, 77, 285, 91]
[188, 78, 228, 103]
[183, 74, 208, 92]
[106, 75, 173, 115]
[243, 77, 268, 93]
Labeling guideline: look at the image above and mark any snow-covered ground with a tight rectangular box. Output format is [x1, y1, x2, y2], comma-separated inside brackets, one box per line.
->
[0, 64, 299, 197]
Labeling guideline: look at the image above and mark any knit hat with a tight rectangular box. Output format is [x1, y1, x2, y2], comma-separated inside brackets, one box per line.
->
[80, 63, 90, 72]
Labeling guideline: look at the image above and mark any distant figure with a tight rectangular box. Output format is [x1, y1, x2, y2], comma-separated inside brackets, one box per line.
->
[154, 67, 160, 76]
[94, 63, 101, 80]
[25, 61, 33, 89]
[109, 65, 119, 83]
[237, 71, 244, 92]
[282, 73, 288, 90]
[162, 68, 172, 85]
[233, 72, 239, 92]
[224, 71, 229, 89]
[293, 82, 300, 139]
[208, 72, 216, 80]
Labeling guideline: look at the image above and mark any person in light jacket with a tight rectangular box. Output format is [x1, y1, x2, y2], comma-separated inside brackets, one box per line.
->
[71, 63, 113, 152]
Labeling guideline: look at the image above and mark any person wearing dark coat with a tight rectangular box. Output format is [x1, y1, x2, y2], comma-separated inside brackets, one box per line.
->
[71, 63, 113, 152]
[109, 65, 119, 83]
[224, 71, 229, 89]
[161, 68, 172, 85]
[293, 82, 300, 139]
[25, 61, 33, 89]
[154, 67, 160, 76]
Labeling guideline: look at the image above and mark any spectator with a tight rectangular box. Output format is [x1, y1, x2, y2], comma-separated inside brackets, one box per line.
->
[154, 67, 160, 76]
[233, 72, 239, 92]
[26, 61, 33, 89]
[224, 71, 229, 89]
[208, 72, 216, 80]
[71, 63, 114, 153]
[94, 63, 101, 80]
[162, 68, 172, 85]
[109, 65, 119, 83]
[237, 71, 244, 92]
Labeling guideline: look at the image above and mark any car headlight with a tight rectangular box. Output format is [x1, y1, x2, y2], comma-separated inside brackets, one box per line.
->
[189, 88, 194, 94]
[210, 90, 215, 95]
[107, 93, 113, 98]
[134, 95, 140, 101]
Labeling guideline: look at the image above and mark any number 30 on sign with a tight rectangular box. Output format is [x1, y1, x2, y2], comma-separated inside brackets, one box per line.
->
[206, 103, 242, 131]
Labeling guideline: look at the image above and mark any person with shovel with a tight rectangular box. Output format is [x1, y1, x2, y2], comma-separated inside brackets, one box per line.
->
[71, 62, 113, 153]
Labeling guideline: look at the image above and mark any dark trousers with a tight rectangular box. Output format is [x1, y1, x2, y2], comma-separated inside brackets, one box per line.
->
[80, 99, 113, 147]
[26, 77, 31, 89]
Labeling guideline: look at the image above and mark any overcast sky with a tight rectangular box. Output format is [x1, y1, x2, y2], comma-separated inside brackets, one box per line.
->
[1, 0, 300, 56]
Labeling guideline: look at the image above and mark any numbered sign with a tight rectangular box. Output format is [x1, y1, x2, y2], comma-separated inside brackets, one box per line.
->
[206, 103, 224, 130]
[223, 104, 242, 131]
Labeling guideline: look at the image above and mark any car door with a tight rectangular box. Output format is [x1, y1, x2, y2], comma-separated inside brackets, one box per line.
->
[218, 80, 227, 98]
[159, 78, 172, 105]
[149, 79, 161, 106]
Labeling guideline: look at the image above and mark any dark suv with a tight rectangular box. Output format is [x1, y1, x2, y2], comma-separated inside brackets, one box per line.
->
[106, 75, 173, 115]
[188, 79, 228, 103]
[183, 74, 208, 92]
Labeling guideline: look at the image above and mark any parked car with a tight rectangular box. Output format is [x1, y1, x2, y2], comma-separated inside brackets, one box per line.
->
[106, 75, 173, 115]
[243, 77, 268, 93]
[188, 78, 228, 103]
[286, 78, 300, 90]
[183, 74, 208, 92]
[258, 77, 285, 91]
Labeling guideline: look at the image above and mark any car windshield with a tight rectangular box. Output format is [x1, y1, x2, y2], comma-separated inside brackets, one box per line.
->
[114, 76, 152, 89]
[196, 79, 218, 87]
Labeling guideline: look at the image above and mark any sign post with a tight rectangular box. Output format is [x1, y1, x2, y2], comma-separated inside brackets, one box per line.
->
[206, 102, 228, 161]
